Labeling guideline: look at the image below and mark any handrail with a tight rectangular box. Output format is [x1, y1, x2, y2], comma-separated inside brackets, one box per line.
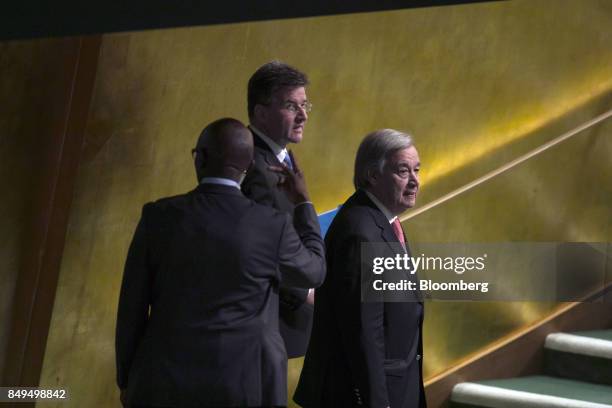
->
[401, 108, 612, 221]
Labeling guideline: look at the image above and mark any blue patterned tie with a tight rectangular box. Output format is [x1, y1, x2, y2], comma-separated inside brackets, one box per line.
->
[282, 154, 293, 171]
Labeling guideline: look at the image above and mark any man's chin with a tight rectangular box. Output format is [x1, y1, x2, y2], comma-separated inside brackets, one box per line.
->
[399, 199, 416, 211]
[288, 133, 304, 144]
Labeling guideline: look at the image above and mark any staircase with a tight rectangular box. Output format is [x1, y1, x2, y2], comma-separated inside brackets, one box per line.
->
[450, 330, 612, 407]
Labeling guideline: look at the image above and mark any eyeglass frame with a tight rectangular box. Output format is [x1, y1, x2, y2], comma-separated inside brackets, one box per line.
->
[258, 99, 313, 114]
[283, 100, 312, 114]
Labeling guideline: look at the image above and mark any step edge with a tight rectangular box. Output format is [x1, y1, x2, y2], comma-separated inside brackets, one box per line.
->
[546, 333, 612, 359]
[451, 382, 612, 408]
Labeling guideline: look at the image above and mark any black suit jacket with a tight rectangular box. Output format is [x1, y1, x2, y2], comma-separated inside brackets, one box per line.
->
[294, 190, 426, 408]
[241, 129, 315, 358]
[116, 183, 326, 407]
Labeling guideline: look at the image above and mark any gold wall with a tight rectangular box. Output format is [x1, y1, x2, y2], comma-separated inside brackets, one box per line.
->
[36, 0, 612, 406]
[411, 111, 612, 377]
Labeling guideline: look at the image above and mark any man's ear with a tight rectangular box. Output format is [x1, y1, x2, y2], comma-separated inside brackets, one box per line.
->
[195, 148, 208, 171]
[253, 104, 267, 123]
[366, 167, 378, 186]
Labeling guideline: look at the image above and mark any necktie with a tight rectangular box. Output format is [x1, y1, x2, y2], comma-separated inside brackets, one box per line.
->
[282, 154, 293, 171]
[392, 218, 406, 248]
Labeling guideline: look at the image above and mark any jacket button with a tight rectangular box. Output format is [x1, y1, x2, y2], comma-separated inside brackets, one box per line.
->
[416, 354, 421, 361]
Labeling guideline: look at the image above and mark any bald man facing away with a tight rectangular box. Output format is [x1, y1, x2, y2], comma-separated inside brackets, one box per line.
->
[116, 118, 326, 408]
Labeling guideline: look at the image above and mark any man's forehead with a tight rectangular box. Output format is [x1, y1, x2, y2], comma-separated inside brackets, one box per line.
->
[390, 146, 419, 160]
[273, 86, 307, 101]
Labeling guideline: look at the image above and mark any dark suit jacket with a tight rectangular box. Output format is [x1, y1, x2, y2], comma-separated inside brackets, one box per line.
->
[294, 190, 426, 408]
[241, 129, 315, 358]
[116, 183, 326, 407]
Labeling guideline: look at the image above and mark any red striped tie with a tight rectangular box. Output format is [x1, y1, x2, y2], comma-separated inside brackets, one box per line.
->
[392, 218, 406, 247]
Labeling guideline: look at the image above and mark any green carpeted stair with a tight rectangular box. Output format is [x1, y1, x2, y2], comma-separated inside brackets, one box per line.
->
[545, 331, 612, 386]
[450, 330, 612, 407]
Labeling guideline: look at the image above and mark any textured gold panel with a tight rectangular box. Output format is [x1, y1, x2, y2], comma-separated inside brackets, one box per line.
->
[38, 1, 612, 406]
[409, 116, 612, 377]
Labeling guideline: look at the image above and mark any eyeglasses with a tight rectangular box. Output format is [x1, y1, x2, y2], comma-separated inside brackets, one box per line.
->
[283, 101, 312, 114]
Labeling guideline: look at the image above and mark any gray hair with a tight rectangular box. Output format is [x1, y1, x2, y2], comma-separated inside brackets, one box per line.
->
[353, 129, 414, 189]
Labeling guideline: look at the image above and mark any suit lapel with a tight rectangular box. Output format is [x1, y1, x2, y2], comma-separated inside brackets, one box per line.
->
[376, 214, 400, 251]
[357, 190, 423, 304]
[359, 191, 403, 253]
[248, 129, 294, 214]
[258, 144, 279, 167]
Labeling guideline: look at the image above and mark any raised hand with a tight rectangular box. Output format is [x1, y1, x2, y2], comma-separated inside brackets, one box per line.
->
[268, 150, 311, 204]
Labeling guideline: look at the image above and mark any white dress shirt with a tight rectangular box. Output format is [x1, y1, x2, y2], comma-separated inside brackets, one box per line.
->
[200, 177, 241, 189]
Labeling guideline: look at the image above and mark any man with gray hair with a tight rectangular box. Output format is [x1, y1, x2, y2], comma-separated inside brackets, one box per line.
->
[295, 129, 426, 408]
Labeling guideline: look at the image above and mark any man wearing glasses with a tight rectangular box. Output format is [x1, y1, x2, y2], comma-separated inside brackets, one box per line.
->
[242, 61, 317, 359]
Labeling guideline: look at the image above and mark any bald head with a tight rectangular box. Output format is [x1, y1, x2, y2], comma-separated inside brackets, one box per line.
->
[194, 118, 254, 182]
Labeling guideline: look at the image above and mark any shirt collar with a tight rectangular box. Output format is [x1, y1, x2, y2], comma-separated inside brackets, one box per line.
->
[250, 125, 289, 164]
[364, 189, 397, 224]
[200, 177, 241, 190]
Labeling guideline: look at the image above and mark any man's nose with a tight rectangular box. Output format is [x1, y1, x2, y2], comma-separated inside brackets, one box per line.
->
[296, 107, 308, 122]
[410, 172, 419, 186]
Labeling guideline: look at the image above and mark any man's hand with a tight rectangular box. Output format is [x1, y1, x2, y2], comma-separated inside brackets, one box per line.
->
[268, 150, 310, 204]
